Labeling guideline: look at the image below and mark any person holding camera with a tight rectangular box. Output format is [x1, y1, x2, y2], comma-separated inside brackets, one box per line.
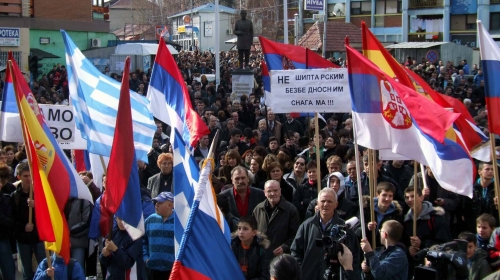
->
[360, 220, 408, 280]
[291, 188, 360, 280]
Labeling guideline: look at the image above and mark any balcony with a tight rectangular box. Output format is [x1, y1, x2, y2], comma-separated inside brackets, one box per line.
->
[409, 0, 443, 9]
[0, 0, 22, 16]
[408, 32, 443, 42]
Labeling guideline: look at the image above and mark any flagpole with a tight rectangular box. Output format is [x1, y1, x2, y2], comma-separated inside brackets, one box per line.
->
[207, 130, 220, 160]
[314, 113, 321, 194]
[371, 149, 377, 248]
[45, 248, 55, 280]
[352, 120, 366, 239]
[413, 161, 418, 237]
[489, 133, 500, 219]
[368, 149, 376, 248]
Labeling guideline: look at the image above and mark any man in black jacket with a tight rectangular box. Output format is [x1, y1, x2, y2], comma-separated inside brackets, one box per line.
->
[0, 175, 15, 280]
[291, 188, 361, 280]
[253, 180, 301, 259]
[218, 166, 265, 218]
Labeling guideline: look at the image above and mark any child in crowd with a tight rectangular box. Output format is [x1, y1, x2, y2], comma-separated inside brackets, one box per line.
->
[476, 214, 496, 251]
[231, 216, 270, 280]
[33, 253, 86, 280]
[458, 231, 492, 280]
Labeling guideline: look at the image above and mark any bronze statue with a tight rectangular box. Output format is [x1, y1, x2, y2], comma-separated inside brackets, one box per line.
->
[234, 10, 254, 69]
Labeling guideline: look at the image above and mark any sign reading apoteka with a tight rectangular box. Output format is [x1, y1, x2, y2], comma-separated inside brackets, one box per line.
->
[268, 68, 351, 113]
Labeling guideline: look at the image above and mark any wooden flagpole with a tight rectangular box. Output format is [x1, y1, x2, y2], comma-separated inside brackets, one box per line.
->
[314, 113, 321, 193]
[352, 117, 366, 239]
[45, 248, 55, 280]
[413, 162, 418, 236]
[371, 149, 378, 248]
[368, 149, 376, 248]
[488, 134, 500, 219]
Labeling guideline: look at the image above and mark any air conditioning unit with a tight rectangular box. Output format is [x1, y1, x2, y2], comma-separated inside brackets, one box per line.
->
[91, 38, 101, 48]
[312, 14, 324, 22]
[227, 28, 233, 35]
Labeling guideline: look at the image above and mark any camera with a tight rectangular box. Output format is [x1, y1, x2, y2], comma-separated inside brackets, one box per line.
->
[316, 225, 348, 280]
[414, 240, 469, 280]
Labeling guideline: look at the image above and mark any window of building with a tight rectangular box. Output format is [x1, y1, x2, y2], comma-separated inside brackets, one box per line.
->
[492, 13, 500, 30]
[466, 14, 476, 30]
[375, 0, 401, 14]
[351, 1, 371, 15]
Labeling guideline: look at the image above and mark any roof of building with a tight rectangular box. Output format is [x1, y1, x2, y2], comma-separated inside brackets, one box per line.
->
[109, 0, 132, 9]
[298, 21, 362, 52]
[168, 3, 238, 18]
[384, 42, 448, 49]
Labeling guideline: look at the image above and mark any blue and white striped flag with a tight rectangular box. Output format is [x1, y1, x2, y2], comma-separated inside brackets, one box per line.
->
[61, 30, 156, 162]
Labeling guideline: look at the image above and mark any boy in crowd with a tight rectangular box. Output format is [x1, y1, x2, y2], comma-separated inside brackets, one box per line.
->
[476, 213, 495, 251]
[457, 231, 492, 280]
[33, 253, 86, 280]
[360, 220, 408, 280]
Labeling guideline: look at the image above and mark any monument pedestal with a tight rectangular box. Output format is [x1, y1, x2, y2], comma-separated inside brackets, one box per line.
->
[231, 69, 254, 101]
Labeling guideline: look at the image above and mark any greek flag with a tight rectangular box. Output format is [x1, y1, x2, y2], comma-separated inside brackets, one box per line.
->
[61, 30, 156, 162]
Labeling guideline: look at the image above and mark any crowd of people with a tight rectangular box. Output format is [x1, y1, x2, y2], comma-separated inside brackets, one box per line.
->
[0, 47, 498, 280]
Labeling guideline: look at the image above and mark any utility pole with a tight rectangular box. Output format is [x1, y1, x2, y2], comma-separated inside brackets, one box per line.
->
[321, 0, 327, 57]
[284, 0, 288, 43]
[294, 13, 299, 45]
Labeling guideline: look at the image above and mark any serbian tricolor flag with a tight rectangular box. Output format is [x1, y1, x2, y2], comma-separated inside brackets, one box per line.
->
[170, 159, 244, 280]
[101, 56, 144, 240]
[478, 20, 500, 135]
[8, 56, 93, 263]
[147, 37, 209, 148]
[259, 36, 338, 69]
[346, 42, 474, 197]
[361, 21, 489, 162]
[0, 56, 23, 142]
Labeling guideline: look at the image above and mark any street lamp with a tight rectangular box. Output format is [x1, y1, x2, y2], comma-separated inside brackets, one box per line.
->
[294, 13, 299, 45]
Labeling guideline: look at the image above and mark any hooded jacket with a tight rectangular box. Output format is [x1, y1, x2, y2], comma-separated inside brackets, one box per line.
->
[231, 232, 271, 280]
[403, 201, 452, 250]
[357, 196, 403, 248]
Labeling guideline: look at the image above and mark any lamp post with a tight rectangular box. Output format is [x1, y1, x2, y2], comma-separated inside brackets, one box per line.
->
[284, 0, 288, 44]
[322, 0, 327, 58]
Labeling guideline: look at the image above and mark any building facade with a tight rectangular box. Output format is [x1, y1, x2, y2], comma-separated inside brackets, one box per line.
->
[0, 0, 111, 73]
[168, 3, 237, 51]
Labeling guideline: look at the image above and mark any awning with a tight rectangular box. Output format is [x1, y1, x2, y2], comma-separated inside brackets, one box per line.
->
[384, 42, 447, 49]
[30, 48, 61, 59]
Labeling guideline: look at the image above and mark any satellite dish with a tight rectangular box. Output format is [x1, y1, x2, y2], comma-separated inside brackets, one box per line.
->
[333, 3, 345, 16]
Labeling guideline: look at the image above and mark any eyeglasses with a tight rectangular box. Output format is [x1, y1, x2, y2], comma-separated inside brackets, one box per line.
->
[295, 162, 305, 166]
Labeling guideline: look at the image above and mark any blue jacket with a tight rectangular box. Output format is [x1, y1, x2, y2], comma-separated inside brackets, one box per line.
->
[364, 244, 408, 280]
[33, 254, 86, 280]
[99, 228, 145, 280]
[142, 213, 175, 271]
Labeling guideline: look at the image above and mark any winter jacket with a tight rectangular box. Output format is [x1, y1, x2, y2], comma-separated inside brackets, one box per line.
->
[277, 179, 294, 203]
[0, 190, 13, 240]
[402, 202, 452, 250]
[218, 187, 266, 218]
[357, 197, 404, 248]
[291, 212, 361, 280]
[33, 254, 86, 280]
[292, 181, 319, 221]
[363, 243, 408, 280]
[283, 171, 308, 190]
[140, 187, 155, 220]
[87, 180, 102, 203]
[409, 171, 460, 225]
[252, 197, 300, 255]
[462, 180, 498, 233]
[147, 172, 173, 199]
[231, 232, 270, 280]
[384, 164, 413, 192]
[487, 228, 500, 270]
[65, 198, 93, 249]
[468, 248, 491, 280]
[11, 185, 41, 244]
[99, 227, 146, 280]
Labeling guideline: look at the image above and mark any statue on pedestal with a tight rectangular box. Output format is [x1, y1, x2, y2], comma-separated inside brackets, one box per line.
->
[234, 10, 254, 69]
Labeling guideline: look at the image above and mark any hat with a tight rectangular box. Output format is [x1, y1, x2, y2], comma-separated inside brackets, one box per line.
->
[152, 192, 174, 203]
[327, 172, 345, 197]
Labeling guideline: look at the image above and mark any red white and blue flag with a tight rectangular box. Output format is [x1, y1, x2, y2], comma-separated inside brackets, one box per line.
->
[170, 159, 244, 280]
[478, 20, 500, 135]
[101, 56, 144, 239]
[346, 43, 474, 197]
